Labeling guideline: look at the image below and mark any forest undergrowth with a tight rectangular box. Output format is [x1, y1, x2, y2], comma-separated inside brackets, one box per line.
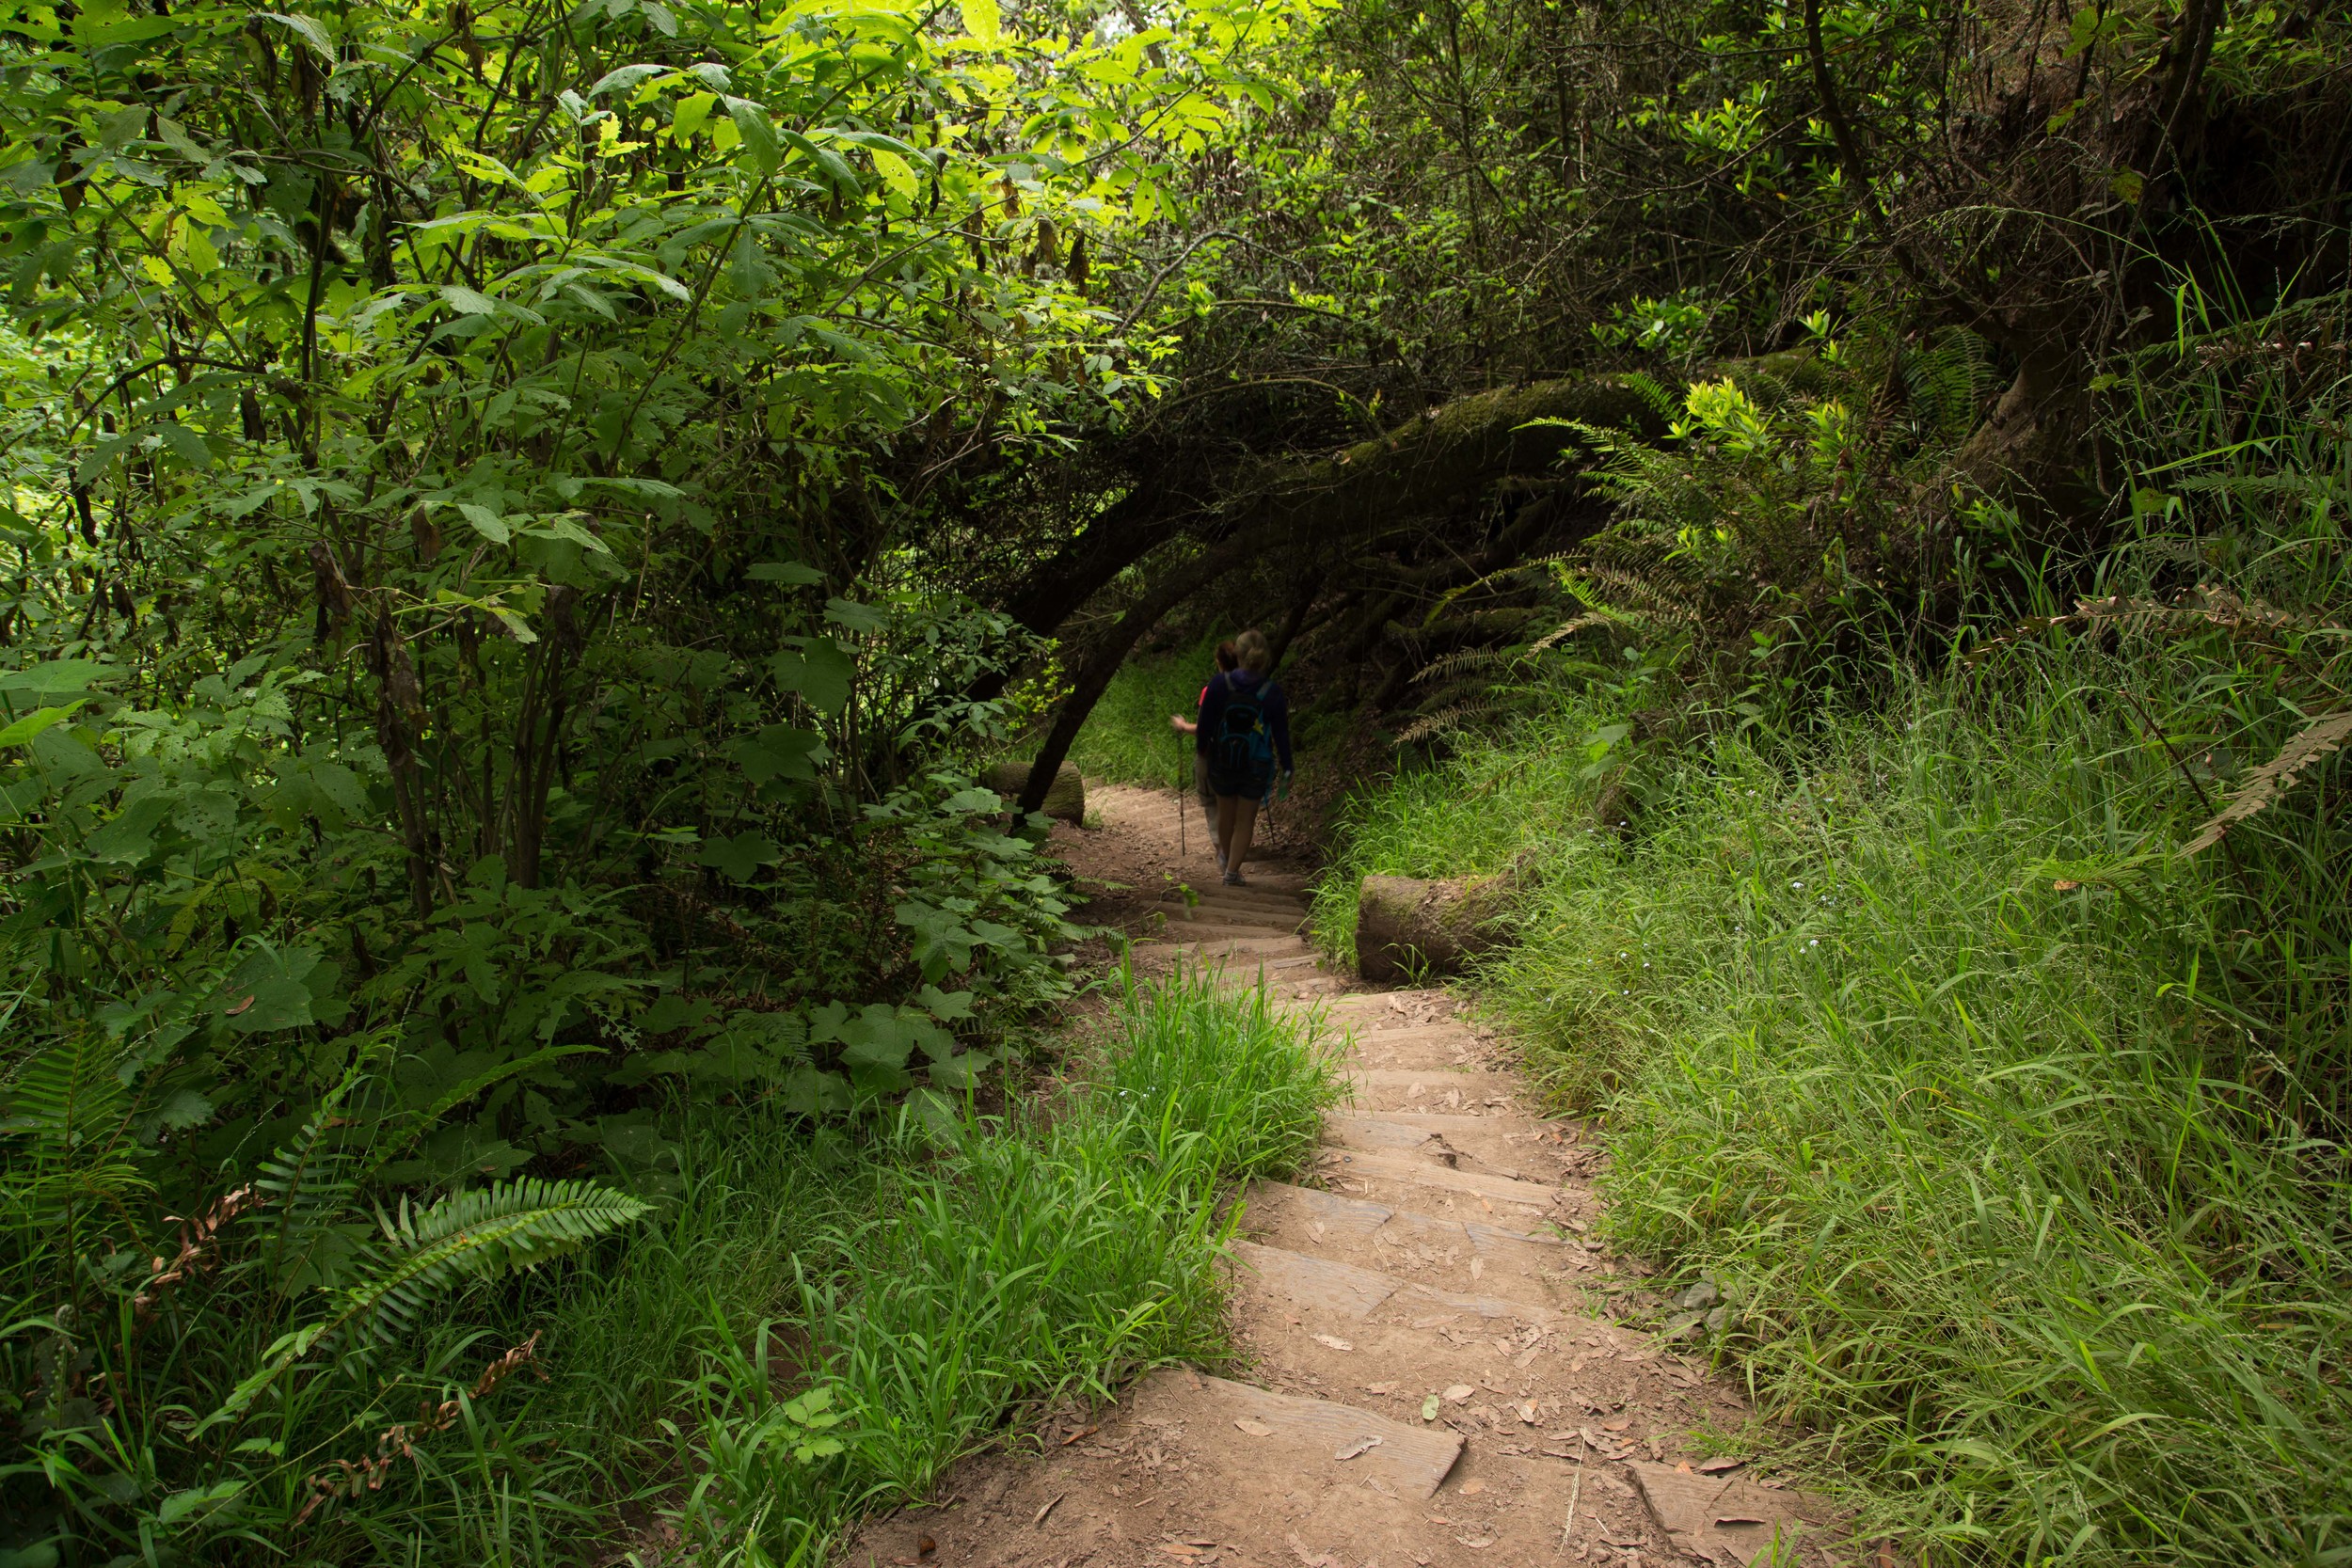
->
[11, 966, 1338, 1563]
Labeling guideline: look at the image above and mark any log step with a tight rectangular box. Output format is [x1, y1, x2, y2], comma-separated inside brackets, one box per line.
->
[1183, 1371, 1464, 1499]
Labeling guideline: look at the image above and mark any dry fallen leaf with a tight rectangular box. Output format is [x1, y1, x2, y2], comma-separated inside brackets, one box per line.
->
[1333, 1435, 1385, 1461]
[1157, 1546, 1201, 1560]
[1470, 1257, 1486, 1280]
[1287, 1531, 1341, 1568]
[1234, 1418, 1275, 1437]
[1697, 1455, 1744, 1474]
[1455, 1536, 1497, 1549]
[1365, 1382, 1397, 1394]
[1444, 1384, 1474, 1402]
[1601, 1417, 1632, 1432]
[1311, 1333, 1355, 1352]
[1459, 1479, 1487, 1496]
[1716, 1515, 1772, 1527]
[1515, 1400, 1539, 1423]
[1032, 1492, 1065, 1526]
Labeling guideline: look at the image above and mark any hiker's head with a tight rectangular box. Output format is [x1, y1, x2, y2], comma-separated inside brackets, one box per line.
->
[1234, 628, 1271, 673]
[1215, 640, 1239, 673]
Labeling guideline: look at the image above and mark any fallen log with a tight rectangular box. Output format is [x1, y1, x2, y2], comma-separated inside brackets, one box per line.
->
[1355, 870, 1518, 983]
[984, 761, 1086, 824]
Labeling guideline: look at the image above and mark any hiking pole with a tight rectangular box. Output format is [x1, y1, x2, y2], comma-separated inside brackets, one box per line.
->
[1176, 732, 1187, 863]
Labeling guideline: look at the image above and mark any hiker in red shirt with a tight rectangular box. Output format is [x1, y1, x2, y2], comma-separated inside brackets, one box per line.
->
[1170, 640, 1239, 860]
[1195, 629, 1294, 885]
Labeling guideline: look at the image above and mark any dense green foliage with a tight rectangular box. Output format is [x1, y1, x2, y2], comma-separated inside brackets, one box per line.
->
[0, 0, 1316, 1557]
[6, 0, 2349, 1559]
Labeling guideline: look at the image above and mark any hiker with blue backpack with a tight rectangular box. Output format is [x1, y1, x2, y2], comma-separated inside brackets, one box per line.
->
[1195, 627, 1294, 886]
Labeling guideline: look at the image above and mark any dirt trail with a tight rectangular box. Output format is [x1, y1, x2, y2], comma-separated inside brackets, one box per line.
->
[847, 783, 1830, 1568]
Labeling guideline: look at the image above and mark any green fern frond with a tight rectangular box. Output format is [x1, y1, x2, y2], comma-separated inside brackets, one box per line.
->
[354, 1177, 654, 1346]
[3, 1029, 128, 1155]
[1621, 372, 1678, 421]
[205, 1176, 650, 1430]
[254, 1035, 400, 1288]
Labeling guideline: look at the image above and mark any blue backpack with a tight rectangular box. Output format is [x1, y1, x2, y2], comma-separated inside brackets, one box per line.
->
[1212, 675, 1279, 784]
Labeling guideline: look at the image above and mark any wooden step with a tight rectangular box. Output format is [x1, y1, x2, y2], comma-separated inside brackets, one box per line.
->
[1144, 949, 1328, 975]
[1248, 1180, 1560, 1247]
[1325, 1110, 1536, 1153]
[1135, 921, 1305, 947]
[1315, 1147, 1564, 1211]
[1181, 1371, 1465, 1499]
[1230, 1240, 1561, 1328]
[1343, 1066, 1521, 1108]
[1243, 1181, 1573, 1309]
[1149, 901, 1307, 930]
[1169, 885, 1314, 911]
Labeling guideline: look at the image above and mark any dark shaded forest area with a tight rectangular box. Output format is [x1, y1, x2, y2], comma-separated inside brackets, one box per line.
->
[2, 0, 2347, 1561]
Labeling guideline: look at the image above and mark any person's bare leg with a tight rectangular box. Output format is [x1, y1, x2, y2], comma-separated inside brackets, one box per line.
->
[1223, 796, 1261, 881]
[1215, 795, 1240, 873]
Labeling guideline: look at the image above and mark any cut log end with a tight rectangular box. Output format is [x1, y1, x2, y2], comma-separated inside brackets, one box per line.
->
[983, 761, 1087, 824]
[1354, 871, 1515, 983]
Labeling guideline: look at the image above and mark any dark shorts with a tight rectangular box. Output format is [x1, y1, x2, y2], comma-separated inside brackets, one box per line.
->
[1208, 767, 1273, 801]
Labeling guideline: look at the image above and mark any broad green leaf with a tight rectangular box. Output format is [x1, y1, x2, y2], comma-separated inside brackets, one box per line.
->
[439, 283, 501, 318]
[770, 640, 855, 716]
[723, 97, 781, 174]
[260, 11, 333, 58]
[961, 0, 1001, 41]
[697, 831, 779, 881]
[0, 699, 85, 747]
[454, 503, 510, 544]
[215, 946, 323, 1034]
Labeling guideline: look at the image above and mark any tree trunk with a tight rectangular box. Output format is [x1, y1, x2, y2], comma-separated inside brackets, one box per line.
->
[1014, 531, 1261, 815]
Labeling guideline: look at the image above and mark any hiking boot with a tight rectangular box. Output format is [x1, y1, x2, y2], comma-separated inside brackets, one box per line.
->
[1222, 869, 1247, 887]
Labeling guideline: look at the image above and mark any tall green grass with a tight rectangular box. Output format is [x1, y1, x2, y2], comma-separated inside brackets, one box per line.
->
[373, 968, 1342, 1565]
[1313, 664, 2352, 1564]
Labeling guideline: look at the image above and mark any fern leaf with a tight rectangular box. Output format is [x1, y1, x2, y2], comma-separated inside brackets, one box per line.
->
[255, 1035, 395, 1287]
[2181, 710, 2352, 856]
[201, 1177, 649, 1430]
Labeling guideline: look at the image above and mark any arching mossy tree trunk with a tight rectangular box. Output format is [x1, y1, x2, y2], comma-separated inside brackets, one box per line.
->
[1009, 372, 1665, 810]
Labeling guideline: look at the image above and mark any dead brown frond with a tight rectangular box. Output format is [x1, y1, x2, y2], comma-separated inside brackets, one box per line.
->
[2180, 709, 2352, 857]
[133, 1185, 258, 1323]
[294, 1333, 546, 1528]
[1396, 697, 1506, 745]
[1412, 644, 1520, 686]
[1968, 582, 2327, 664]
[1528, 611, 1611, 654]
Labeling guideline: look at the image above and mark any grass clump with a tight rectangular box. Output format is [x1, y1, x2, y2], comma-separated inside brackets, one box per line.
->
[1313, 661, 2352, 1565]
